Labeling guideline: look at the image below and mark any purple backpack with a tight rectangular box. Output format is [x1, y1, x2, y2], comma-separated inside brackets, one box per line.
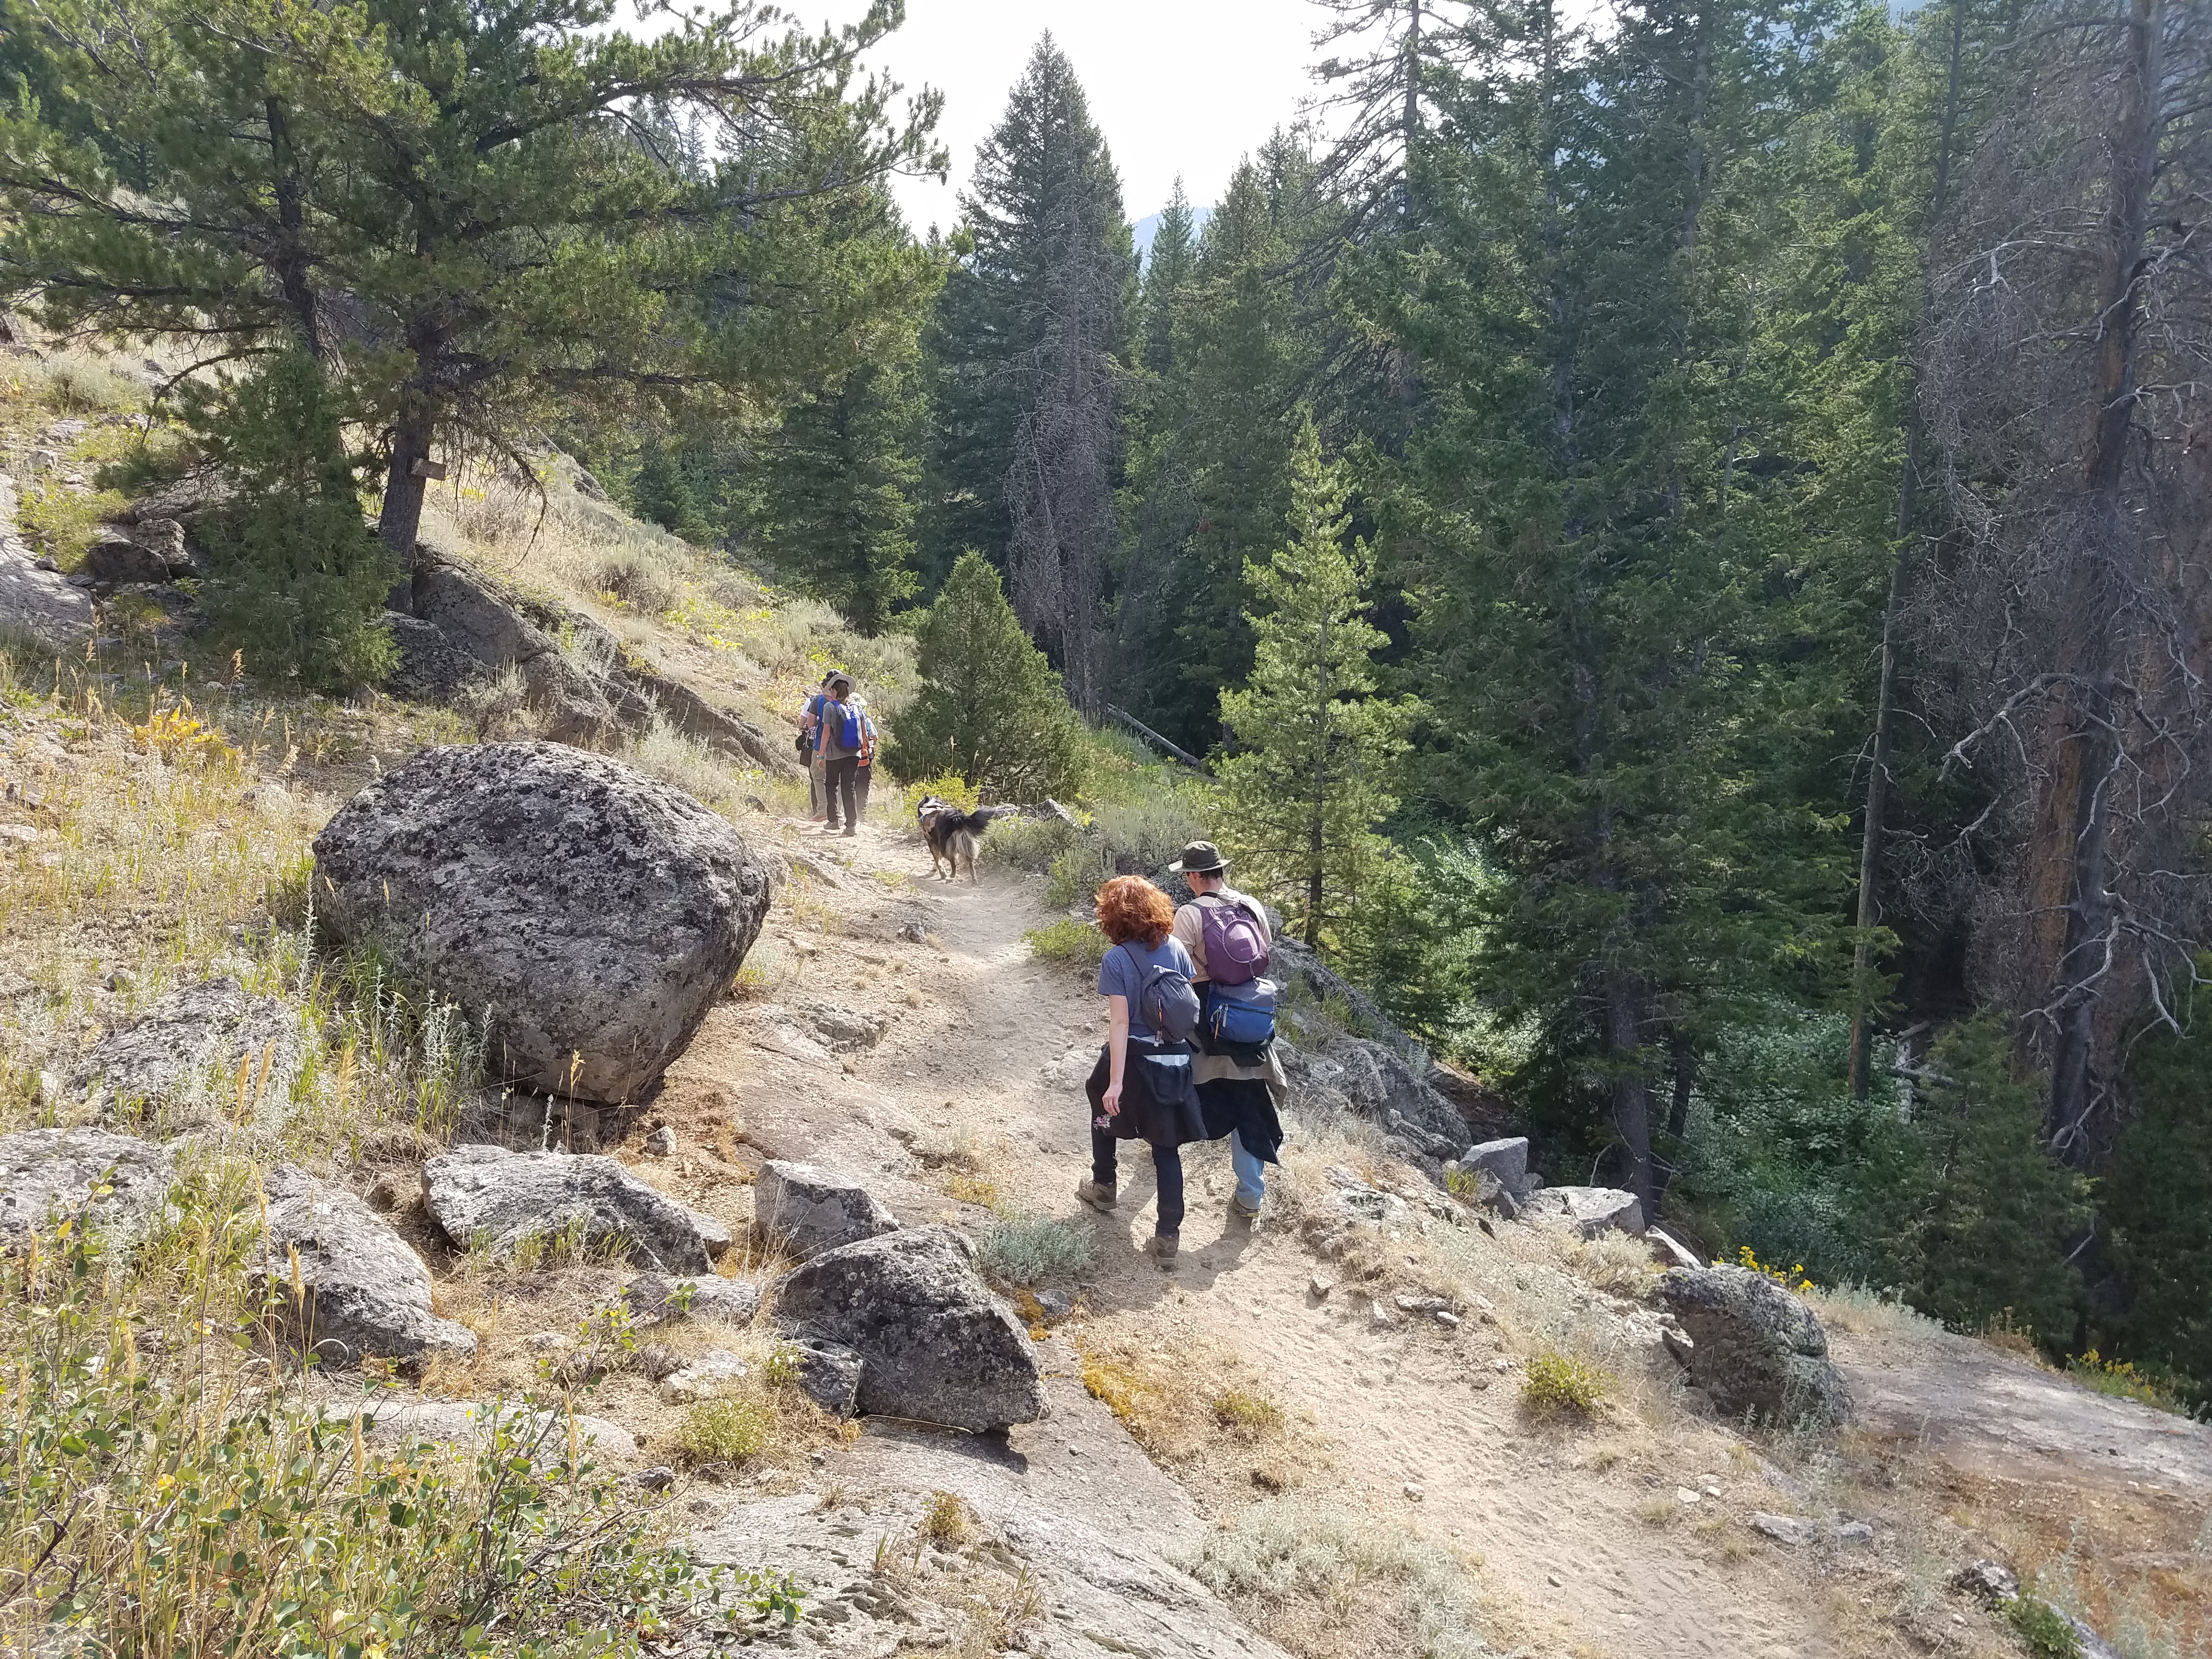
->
[1198, 894, 1270, 986]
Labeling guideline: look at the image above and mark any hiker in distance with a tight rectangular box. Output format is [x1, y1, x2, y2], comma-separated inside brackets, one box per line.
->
[797, 667, 845, 822]
[1079, 876, 1207, 1265]
[1169, 842, 1286, 1220]
[816, 673, 865, 837]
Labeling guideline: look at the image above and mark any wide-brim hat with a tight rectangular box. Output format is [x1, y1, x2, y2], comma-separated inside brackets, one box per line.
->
[1167, 840, 1229, 874]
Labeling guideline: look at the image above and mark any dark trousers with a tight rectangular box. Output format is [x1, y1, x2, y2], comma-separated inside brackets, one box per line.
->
[823, 755, 860, 830]
[1091, 1125, 1185, 1238]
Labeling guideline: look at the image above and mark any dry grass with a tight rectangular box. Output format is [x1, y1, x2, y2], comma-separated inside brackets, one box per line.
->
[1193, 1499, 1505, 1659]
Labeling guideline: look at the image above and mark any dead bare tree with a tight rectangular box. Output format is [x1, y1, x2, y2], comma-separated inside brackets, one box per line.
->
[1914, 0, 2212, 1159]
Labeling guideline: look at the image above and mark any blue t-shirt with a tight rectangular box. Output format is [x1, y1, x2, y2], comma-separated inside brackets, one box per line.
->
[1097, 935, 1196, 1040]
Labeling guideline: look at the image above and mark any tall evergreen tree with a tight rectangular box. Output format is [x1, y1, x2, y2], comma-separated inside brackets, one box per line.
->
[1218, 417, 1414, 949]
[749, 357, 924, 634]
[918, 36, 1132, 708]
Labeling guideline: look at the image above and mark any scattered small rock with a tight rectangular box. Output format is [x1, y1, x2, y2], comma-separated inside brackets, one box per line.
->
[659, 1350, 751, 1403]
[632, 1466, 676, 1493]
[1835, 1521, 1874, 1546]
[1394, 1293, 1449, 1314]
[1951, 1560, 2020, 1605]
[1750, 1513, 1812, 1547]
[623, 1272, 763, 1329]
[1403, 1483, 1424, 1502]
[1308, 1274, 1335, 1299]
[1492, 1357, 1510, 1373]
[1676, 1487, 1702, 1505]
[1435, 1310, 1461, 1328]
[1647, 1226, 1704, 1269]
[642, 1125, 676, 1157]
[1520, 1184, 1645, 1238]
[1370, 1301, 1395, 1328]
[1036, 1288, 1075, 1320]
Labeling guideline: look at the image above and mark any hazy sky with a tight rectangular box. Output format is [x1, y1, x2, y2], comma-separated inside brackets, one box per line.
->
[805, 0, 1335, 235]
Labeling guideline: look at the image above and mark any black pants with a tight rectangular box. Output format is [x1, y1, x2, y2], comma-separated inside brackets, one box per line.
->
[1091, 1126, 1185, 1238]
[823, 755, 860, 830]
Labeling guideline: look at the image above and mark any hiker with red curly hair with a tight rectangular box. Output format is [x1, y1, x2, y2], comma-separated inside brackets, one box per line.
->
[1077, 875, 1207, 1264]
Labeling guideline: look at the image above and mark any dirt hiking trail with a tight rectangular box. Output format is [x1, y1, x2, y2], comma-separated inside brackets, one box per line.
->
[624, 814, 2208, 1659]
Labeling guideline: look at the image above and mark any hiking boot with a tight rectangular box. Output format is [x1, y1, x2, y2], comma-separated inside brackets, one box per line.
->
[1148, 1232, 1180, 1265]
[1229, 1193, 1262, 1221]
[1075, 1180, 1118, 1214]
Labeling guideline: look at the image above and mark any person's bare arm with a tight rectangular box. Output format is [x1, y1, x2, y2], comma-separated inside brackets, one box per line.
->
[1102, 995, 1131, 1116]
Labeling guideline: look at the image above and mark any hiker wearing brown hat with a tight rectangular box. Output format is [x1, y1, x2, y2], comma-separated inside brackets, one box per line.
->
[1167, 841, 1287, 1220]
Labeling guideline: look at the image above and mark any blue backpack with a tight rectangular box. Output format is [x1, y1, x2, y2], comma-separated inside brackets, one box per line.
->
[1204, 977, 1279, 1048]
[834, 702, 864, 751]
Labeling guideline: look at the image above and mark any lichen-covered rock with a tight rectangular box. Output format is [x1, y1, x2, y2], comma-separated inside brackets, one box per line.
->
[67, 978, 301, 1126]
[311, 741, 771, 1102]
[1657, 1265, 1850, 1430]
[424, 1144, 729, 1273]
[773, 1226, 1042, 1432]
[0, 1127, 173, 1244]
[781, 1335, 864, 1417]
[754, 1160, 899, 1259]
[1460, 1137, 1531, 1192]
[255, 1165, 475, 1370]
[338, 1398, 635, 1460]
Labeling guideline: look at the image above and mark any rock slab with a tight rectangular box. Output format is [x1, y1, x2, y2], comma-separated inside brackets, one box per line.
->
[782, 1335, 864, 1417]
[341, 1398, 636, 1461]
[256, 1165, 476, 1369]
[424, 1144, 729, 1274]
[68, 978, 301, 1126]
[1460, 1137, 1530, 1190]
[1522, 1185, 1645, 1238]
[311, 741, 771, 1102]
[0, 1127, 173, 1244]
[1658, 1265, 1850, 1429]
[773, 1226, 1043, 1431]
[623, 1271, 763, 1329]
[754, 1159, 900, 1259]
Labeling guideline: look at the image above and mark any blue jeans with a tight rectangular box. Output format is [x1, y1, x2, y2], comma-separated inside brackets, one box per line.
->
[1230, 1128, 1266, 1208]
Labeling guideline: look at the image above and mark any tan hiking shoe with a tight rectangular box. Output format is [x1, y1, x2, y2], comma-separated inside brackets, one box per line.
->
[1148, 1232, 1179, 1265]
[1075, 1180, 1118, 1213]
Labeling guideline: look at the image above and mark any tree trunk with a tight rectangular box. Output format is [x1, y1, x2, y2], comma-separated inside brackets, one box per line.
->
[265, 95, 320, 358]
[1848, 0, 1971, 1099]
[2036, 0, 2160, 1157]
[1611, 980, 1655, 1218]
[377, 383, 436, 583]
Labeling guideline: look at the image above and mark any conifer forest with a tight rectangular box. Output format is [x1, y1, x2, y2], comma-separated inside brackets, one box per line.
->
[4, 0, 2211, 1405]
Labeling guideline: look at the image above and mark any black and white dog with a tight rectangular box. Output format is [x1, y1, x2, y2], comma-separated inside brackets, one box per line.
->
[915, 796, 1013, 882]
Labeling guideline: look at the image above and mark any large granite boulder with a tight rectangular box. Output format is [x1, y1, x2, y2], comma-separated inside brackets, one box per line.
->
[311, 741, 771, 1102]
[753, 1160, 899, 1259]
[0, 1127, 173, 1244]
[1658, 1265, 1850, 1430]
[773, 1226, 1043, 1432]
[67, 977, 301, 1126]
[424, 1144, 731, 1273]
[255, 1165, 475, 1370]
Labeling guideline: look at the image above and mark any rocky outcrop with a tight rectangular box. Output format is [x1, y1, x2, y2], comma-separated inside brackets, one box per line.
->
[81, 520, 197, 586]
[1460, 1136, 1534, 1193]
[1522, 1186, 1645, 1238]
[424, 1144, 731, 1274]
[754, 1159, 900, 1259]
[0, 1127, 173, 1244]
[0, 472, 93, 648]
[1279, 1032, 1466, 1157]
[1658, 1265, 1850, 1430]
[773, 1226, 1043, 1432]
[311, 741, 771, 1102]
[255, 1165, 475, 1370]
[67, 977, 301, 1126]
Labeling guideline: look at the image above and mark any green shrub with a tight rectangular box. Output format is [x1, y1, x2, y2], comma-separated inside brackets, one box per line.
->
[1210, 1389, 1284, 1431]
[674, 1398, 773, 1466]
[981, 1211, 1096, 1285]
[984, 812, 1080, 874]
[0, 1193, 794, 1656]
[182, 352, 399, 690]
[1521, 1350, 1609, 1415]
[1024, 917, 1106, 968]
[2005, 1596, 2083, 1659]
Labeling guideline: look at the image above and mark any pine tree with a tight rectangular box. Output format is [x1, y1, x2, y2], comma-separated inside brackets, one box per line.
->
[1218, 417, 1414, 949]
[0, 0, 942, 566]
[1884, 1015, 2090, 1340]
[750, 358, 923, 634]
[916, 36, 1131, 706]
[881, 551, 1084, 800]
[2100, 1018, 2212, 1405]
